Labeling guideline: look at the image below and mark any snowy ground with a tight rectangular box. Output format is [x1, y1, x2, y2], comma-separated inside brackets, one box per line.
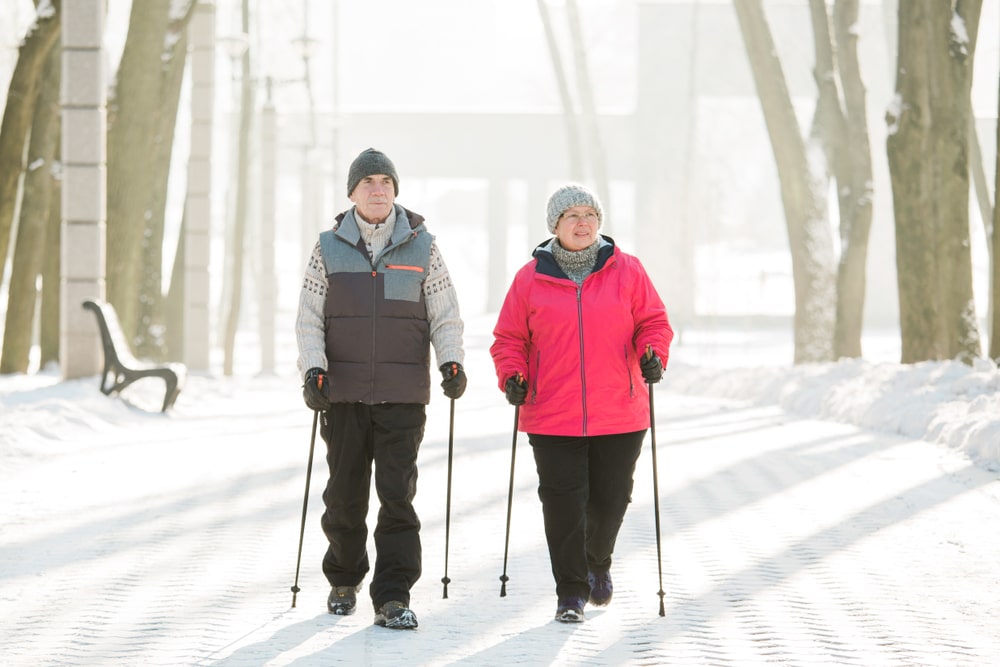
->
[2, 315, 1000, 665]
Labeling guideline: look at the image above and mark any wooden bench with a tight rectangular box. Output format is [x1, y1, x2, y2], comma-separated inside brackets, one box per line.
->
[82, 299, 186, 412]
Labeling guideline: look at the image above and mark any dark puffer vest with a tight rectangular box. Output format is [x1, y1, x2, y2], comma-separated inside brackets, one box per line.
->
[319, 206, 433, 405]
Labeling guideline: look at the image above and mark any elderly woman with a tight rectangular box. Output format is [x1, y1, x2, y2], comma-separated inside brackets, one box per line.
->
[491, 183, 673, 622]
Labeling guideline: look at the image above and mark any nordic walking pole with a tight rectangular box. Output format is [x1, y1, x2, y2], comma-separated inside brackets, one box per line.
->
[646, 345, 666, 616]
[291, 409, 320, 608]
[499, 403, 520, 597]
[442, 397, 456, 598]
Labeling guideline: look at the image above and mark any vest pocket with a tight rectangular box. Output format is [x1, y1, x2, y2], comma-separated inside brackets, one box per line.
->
[383, 264, 424, 302]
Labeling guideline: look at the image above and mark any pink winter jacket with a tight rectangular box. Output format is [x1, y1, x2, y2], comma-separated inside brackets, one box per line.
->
[491, 238, 673, 437]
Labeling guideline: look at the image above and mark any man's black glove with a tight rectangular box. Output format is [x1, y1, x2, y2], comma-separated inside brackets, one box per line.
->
[440, 362, 467, 399]
[640, 348, 663, 384]
[504, 374, 527, 406]
[303, 367, 330, 411]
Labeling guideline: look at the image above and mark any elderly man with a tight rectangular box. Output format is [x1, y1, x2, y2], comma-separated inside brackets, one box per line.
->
[295, 148, 467, 630]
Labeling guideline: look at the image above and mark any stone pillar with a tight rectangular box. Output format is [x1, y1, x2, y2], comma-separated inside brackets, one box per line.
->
[526, 178, 548, 246]
[60, 0, 107, 379]
[301, 147, 321, 260]
[258, 88, 276, 374]
[184, 1, 216, 372]
[486, 177, 508, 312]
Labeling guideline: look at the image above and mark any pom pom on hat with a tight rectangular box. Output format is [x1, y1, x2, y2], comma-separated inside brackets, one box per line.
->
[545, 183, 603, 233]
[347, 148, 399, 196]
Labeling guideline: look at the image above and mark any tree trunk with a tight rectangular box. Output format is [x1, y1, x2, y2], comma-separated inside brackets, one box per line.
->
[135, 6, 195, 360]
[970, 120, 993, 253]
[0, 3, 60, 287]
[990, 66, 1000, 361]
[107, 0, 170, 341]
[1, 40, 60, 373]
[887, 0, 982, 363]
[40, 148, 60, 370]
[536, 0, 583, 181]
[832, 0, 874, 359]
[937, 0, 982, 362]
[222, 0, 253, 376]
[106, 0, 195, 346]
[165, 206, 186, 362]
[733, 0, 836, 363]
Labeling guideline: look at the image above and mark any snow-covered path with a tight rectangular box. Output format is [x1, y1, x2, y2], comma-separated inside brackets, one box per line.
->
[2, 335, 1000, 665]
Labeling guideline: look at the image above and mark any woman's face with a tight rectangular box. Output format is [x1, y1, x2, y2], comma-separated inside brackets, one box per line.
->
[554, 205, 600, 251]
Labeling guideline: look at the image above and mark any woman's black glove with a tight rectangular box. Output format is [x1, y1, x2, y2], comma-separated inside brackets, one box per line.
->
[504, 374, 527, 406]
[303, 367, 330, 411]
[440, 362, 467, 399]
[640, 350, 663, 384]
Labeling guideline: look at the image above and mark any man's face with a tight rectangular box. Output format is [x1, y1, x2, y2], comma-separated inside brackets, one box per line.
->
[350, 174, 396, 224]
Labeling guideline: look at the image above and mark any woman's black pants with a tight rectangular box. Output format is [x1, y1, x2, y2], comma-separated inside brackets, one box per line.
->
[528, 430, 645, 601]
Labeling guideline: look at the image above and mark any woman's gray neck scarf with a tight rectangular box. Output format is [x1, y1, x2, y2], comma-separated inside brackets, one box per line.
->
[551, 239, 600, 286]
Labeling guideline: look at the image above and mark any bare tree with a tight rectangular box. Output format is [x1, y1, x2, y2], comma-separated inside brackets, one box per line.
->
[828, 0, 874, 358]
[733, 0, 837, 363]
[536, 0, 583, 181]
[1, 41, 60, 373]
[990, 69, 1000, 361]
[222, 0, 254, 376]
[165, 207, 186, 362]
[886, 0, 983, 363]
[970, 120, 993, 250]
[0, 1, 60, 294]
[135, 5, 195, 359]
[536, 0, 612, 211]
[564, 0, 611, 211]
[39, 143, 60, 370]
[106, 0, 196, 349]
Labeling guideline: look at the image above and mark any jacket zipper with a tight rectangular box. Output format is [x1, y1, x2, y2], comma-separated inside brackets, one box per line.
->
[370, 269, 378, 399]
[385, 263, 424, 273]
[531, 350, 540, 403]
[577, 285, 587, 435]
[625, 344, 635, 397]
[368, 236, 417, 403]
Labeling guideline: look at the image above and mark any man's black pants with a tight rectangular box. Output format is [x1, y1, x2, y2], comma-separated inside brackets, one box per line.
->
[528, 430, 646, 601]
[320, 403, 425, 611]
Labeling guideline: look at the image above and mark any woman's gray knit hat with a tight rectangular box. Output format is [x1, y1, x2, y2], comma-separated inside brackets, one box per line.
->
[545, 183, 603, 233]
[347, 148, 399, 196]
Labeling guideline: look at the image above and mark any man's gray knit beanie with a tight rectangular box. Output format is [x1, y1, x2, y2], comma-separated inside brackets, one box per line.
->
[347, 148, 399, 196]
[545, 183, 604, 233]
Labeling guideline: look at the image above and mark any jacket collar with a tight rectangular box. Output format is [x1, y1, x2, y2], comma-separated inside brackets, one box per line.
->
[334, 204, 426, 246]
[532, 235, 616, 279]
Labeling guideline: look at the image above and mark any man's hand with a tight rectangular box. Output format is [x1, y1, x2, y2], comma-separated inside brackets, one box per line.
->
[640, 347, 663, 384]
[504, 374, 527, 406]
[303, 367, 331, 411]
[440, 362, 467, 399]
